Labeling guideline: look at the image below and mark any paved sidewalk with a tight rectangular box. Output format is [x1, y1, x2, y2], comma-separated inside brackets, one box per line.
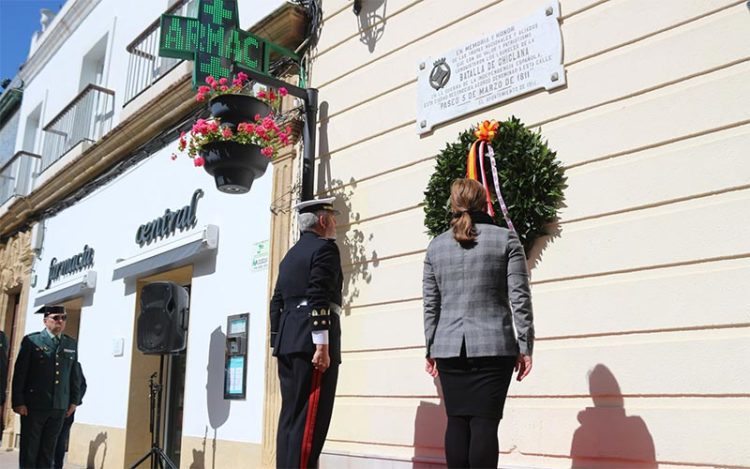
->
[0, 448, 86, 468]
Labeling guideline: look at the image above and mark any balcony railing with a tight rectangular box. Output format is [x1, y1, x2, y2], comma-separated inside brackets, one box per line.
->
[124, 0, 196, 104]
[41, 84, 115, 172]
[0, 151, 41, 205]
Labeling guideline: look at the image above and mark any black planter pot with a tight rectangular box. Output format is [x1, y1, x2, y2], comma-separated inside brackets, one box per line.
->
[201, 141, 271, 194]
[209, 94, 271, 126]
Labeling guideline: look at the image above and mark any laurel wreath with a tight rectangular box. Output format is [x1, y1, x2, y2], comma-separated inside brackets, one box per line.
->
[423, 117, 567, 254]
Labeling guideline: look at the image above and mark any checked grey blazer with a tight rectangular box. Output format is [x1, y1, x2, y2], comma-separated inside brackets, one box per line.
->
[423, 222, 534, 359]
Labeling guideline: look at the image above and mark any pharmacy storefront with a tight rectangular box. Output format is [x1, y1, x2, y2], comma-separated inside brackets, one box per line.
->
[23, 141, 275, 469]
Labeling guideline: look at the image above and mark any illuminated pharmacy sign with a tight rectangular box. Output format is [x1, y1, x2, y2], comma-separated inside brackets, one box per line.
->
[159, 0, 299, 89]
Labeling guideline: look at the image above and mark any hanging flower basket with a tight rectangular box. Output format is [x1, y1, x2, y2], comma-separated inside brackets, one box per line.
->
[201, 141, 271, 194]
[208, 94, 271, 127]
[173, 73, 295, 194]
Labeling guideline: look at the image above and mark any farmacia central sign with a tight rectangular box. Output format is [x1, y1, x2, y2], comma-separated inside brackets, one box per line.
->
[47, 245, 95, 288]
[136, 189, 204, 246]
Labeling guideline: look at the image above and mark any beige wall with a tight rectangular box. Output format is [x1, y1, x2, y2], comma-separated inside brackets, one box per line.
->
[180, 434, 262, 469]
[67, 422, 126, 469]
[66, 423, 263, 469]
[308, 0, 750, 467]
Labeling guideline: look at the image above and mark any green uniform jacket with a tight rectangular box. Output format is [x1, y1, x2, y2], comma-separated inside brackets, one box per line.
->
[12, 331, 81, 411]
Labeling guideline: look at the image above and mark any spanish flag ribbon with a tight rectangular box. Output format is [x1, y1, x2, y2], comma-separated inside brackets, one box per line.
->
[465, 120, 515, 232]
[466, 141, 479, 180]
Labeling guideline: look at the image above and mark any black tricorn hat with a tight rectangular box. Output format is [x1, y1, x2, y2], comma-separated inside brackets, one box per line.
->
[34, 305, 65, 317]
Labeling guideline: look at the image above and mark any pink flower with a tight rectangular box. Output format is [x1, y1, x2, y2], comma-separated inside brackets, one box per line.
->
[198, 85, 211, 94]
[232, 78, 242, 87]
[279, 87, 288, 97]
[207, 121, 219, 132]
[220, 85, 228, 91]
[254, 113, 261, 121]
[193, 156, 205, 167]
[269, 90, 277, 102]
[237, 122, 254, 134]
[219, 77, 228, 85]
[257, 90, 267, 99]
[237, 72, 248, 82]
[222, 127, 233, 138]
[261, 146, 274, 157]
[206, 76, 216, 85]
[262, 116, 275, 130]
[192, 119, 208, 134]
[196, 93, 206, 102]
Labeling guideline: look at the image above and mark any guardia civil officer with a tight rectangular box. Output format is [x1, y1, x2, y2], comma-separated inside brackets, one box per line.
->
[54, 361, 87, 469]
[13, 305, 81, 469]
[270, 196, 343, 469]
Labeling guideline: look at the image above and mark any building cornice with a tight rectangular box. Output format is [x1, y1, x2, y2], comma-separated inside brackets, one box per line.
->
[0, 72, 197, 239]
[18, 0, 102, 85]
[0, 2, 308, 241]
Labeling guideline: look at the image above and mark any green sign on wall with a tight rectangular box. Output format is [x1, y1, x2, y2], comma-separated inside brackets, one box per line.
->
[159, 0, 299, 89]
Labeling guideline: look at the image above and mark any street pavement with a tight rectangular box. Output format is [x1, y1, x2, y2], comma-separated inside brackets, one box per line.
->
[0, 448, 86, 468]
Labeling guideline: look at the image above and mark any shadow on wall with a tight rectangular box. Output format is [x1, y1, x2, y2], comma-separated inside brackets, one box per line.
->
[189, 428, 208, 469]
[526, 219, 564, 273]
[86, 431, 107, 469]
[412, 377, 447, 469]
[570, 364, 657, 468]
[205, 327, 230, 469]
[355, 0, 388, 52]
[316, 102, 376, 315]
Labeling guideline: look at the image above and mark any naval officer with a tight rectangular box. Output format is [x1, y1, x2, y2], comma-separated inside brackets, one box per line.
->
[270, 196, 343, 468]
[13, 305, 82, 469]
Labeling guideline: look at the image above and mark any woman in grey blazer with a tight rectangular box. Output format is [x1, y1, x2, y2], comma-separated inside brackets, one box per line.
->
[423, 178, 534, 468]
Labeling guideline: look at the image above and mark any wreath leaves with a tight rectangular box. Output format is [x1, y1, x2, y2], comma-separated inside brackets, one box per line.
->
[423, 117, 566, 254]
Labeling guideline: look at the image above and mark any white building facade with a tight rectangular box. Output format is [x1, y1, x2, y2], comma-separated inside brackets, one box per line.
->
[2, 0, 293, 467]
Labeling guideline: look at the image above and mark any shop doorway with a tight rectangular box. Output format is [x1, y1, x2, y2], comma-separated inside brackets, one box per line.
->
[59, 296, 83, 340]
[163, 349, 186, 464]
[124, 265, 192, 468]
[2, 292, 21, 447]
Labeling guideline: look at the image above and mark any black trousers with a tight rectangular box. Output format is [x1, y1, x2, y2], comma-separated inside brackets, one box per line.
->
[20, 409, 65, 469]
[53, 412, 75, 469]
[276, 353, 338, 469]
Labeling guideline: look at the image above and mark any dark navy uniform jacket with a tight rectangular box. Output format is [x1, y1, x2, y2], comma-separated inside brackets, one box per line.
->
[270, 231, 343, 364]
[12, 331, 82, 411]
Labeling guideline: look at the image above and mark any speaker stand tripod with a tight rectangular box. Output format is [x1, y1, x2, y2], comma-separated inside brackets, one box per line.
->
[130, 356, 177, 469]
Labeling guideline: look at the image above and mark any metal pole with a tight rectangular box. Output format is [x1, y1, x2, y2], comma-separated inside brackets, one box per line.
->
[301, 88, 318, 201]
[233, 67, 318, 201]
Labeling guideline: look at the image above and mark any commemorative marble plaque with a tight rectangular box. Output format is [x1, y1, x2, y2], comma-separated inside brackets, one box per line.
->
[417, 2, 565, 134]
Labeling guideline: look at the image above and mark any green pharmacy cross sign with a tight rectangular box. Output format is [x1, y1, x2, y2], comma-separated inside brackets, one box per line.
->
[158, 0, 300, 89]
